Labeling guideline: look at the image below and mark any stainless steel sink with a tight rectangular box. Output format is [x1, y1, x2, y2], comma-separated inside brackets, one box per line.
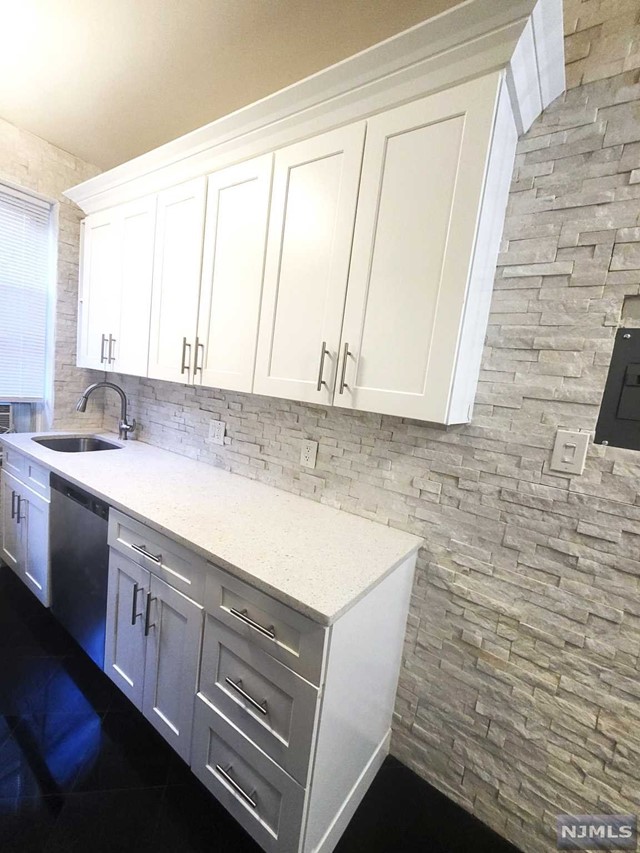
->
[32, 436, 121, 453]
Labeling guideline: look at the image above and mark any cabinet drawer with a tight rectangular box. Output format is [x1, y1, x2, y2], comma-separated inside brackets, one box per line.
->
[23, 458, 50, 499]
[3, 450, 50, 499]
[204, 565, 326, 685]
[199, 613, 319, 785]
[3, 447, 25, 479]
[191, 700, 305, 853]
[108, 509, 205, 604]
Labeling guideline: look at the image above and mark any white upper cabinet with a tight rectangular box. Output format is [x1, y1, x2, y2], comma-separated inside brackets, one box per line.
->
[113, 196, 156, 376]
[78, 197, 156, 376]
[148, 177, 207, 383]
[335, 74, 507, 423]
[70, 0, 563, 424]
[196, 156, 272, 392]
[254, 124, 366, 405]
[78, 210, 120, 370]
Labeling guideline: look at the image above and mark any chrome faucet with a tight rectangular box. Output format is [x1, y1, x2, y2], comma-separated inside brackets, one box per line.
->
[76, 382, 136, 441]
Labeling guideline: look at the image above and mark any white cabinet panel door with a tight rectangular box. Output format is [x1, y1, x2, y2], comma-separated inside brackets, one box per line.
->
[254, 124, 365, 404]
[197, 156, 272, 392]
[78, 211, 120, 370]
[335, 75, 500, 422]
[113, 196, 156, 377]
[1, 471, 19, 571]
[104, 553, 148, 707]
[21, 485, 49, 607]
[142, 574, 203, 761]
[148, 177, 206, 383]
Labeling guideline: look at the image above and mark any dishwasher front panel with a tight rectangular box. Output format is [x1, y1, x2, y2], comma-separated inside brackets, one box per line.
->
[50, 476, 110, 668]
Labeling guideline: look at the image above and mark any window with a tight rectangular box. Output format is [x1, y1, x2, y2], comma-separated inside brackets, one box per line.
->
[0, 182, 53, 402]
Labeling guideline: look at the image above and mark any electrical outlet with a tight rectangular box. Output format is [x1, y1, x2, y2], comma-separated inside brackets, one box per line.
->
[208, 419, 226, 446]
[300, 439, 318, 469]
[550, 428, 589, 475]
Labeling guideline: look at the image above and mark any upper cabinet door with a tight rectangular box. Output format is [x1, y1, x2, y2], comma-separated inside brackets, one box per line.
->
[148, 178, 206, 384]
[196, 156, 272, 392]
[78, 210, 120, 371]
[254, 124, 366, 404]
[112, 196, 156, 377]
[334, 75, 500, 423]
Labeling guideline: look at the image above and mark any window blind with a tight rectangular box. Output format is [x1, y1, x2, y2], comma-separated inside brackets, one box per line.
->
[0, 183, 52, 402]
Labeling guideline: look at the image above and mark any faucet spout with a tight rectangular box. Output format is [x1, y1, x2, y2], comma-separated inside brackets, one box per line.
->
[75, 382, 136, 440]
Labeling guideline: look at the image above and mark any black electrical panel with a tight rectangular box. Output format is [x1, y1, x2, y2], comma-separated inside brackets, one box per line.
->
[595, 328, 640, 451]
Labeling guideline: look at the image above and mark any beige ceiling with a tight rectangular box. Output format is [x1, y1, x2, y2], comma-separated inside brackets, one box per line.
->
[0, 0, 463, 171]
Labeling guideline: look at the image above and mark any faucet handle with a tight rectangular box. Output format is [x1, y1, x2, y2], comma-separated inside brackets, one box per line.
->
[119, 418, 136, 440]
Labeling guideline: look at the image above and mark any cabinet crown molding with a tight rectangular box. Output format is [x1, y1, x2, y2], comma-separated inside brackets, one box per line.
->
[65, 0, 563, 215]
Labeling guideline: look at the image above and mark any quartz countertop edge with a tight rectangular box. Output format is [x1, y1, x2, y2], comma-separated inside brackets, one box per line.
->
[1, 432, 423, 625]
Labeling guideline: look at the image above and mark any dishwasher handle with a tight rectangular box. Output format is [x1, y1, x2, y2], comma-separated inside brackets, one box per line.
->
[61, 483, 91, 509]
[50, 474, 110, 519]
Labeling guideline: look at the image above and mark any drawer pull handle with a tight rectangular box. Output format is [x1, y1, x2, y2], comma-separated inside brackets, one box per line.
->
[225, 677, 268, 716]
[131, 543, 162, 564]
[10, 490, 17, 520]
[144, 592, 156, 636]
[229, 608, 276, 640]
[131, 582, 143, 625]
[215, 764, 257, 809]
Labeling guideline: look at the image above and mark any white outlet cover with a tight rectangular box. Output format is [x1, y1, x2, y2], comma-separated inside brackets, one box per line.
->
[550, 428, 589, 476]
[208, 419, 225, 445]
[300, 439, 318, 469]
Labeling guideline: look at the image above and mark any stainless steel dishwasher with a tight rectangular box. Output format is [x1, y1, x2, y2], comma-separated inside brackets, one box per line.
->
[50, 474, 110, 668]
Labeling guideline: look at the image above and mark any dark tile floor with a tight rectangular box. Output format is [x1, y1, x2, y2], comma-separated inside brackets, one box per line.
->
[0, 564, 519, 853]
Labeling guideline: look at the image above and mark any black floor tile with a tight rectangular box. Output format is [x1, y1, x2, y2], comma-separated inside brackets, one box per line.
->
[43, 788, 165, 853]
[69, 709, 173, 793]
[153, 777, 261, 853]
[0, 564, 519, 853]
[335, 756, 518, 853]
[0, 794, 64, 853]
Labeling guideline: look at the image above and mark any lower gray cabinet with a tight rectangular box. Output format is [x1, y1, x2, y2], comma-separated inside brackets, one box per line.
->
[104, 550, 203, 762]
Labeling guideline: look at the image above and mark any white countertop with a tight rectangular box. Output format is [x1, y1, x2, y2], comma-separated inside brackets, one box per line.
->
[1, 432, 421, 625]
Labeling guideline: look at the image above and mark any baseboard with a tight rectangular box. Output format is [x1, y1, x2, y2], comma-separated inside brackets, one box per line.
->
[313, 729, 391, 853]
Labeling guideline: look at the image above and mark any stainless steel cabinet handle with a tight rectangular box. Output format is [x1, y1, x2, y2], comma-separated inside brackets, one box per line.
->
[193, 337, 204, 380]
[338, 341, 352, 394]
[225, 677, 269, 715]
[131, 582, 143, 625]
[180, 336, 192, 377]
[131, 543, 162, 564]
[316, 341, 329, 391]
[10, 490, 17, 520]
[100, 334, 108, 364]
[215, 765, 257, 809]
[108, 334, 116, 364]
[144, 591, 156, 636]
[16, 496, 25, 524]
[229, 607, 276, 640]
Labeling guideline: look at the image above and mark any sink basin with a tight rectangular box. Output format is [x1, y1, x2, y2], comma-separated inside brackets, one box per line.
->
[32, 436, 121, 453]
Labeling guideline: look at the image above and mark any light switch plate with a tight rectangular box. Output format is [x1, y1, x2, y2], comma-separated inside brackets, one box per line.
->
[300, 439, 318, 469]
[208, 419, 225, 445]
[550, 429, 589, 475]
